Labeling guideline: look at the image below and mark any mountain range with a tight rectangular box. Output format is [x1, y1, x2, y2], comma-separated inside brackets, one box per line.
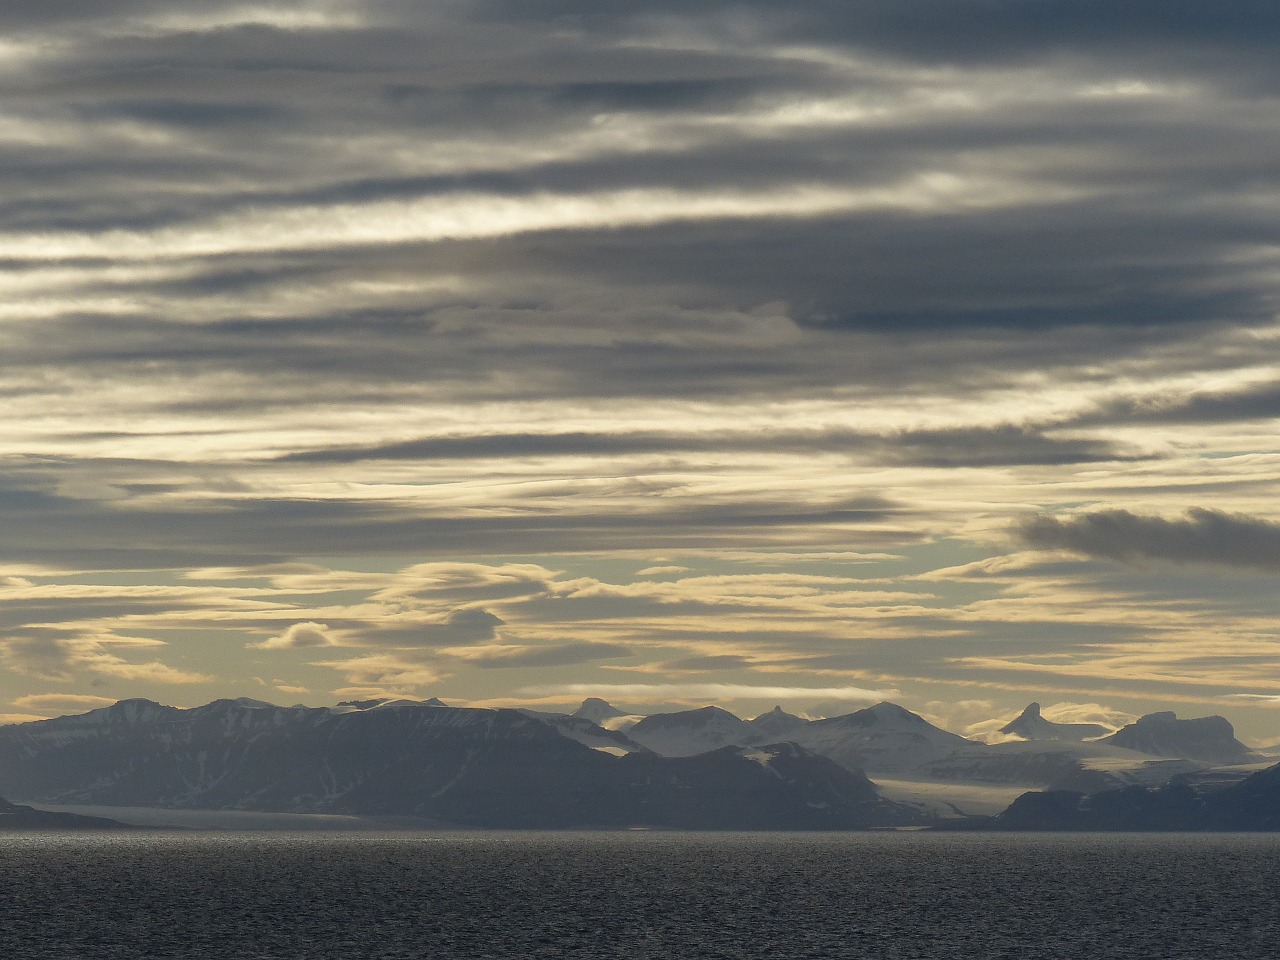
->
[0, 698, 915, 830]
[0, 696, 1272, 831]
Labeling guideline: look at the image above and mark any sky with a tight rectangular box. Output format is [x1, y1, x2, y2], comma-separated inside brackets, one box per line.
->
[4, 1, 1280, 742]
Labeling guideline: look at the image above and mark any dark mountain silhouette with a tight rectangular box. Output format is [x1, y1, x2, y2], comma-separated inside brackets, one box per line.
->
[0, 698, 922, 830]
[0, 795, 129, 831]
[571, 698, 629, 724]
[943, 761, 1280, 831]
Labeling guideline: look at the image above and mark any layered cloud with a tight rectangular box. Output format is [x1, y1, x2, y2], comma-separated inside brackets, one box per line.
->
[2, 2, 1280, 737]
[1018, 508, 1280, 570]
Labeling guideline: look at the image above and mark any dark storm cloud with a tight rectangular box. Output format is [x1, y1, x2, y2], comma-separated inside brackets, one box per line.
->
[1017, 508, 1280, 570]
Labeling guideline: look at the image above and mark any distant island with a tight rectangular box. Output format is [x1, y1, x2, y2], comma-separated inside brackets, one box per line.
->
[0, 696, 1275, 831]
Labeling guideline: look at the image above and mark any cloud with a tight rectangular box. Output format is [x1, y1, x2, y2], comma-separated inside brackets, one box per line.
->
[249, 621, 339, 650]
[80, 659, 211, 684]
[0, 635, 210, 685]
[962, 700, 1134, 743]
[311, 653, 444, 695]
[0, 637, 79, 682]
[518, 682, 895, 702]
[1039, 701, 1136, 729]
[452, 641, 630, 669]
[3, 0, 1280, 739]
[1081, 383, 1280, 427]
[1017, 508, 1280, 570]
[277, 424, 1140, 469]
[10, 693, 117, 712]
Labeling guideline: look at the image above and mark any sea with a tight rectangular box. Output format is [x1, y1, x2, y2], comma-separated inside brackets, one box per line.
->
[1, 831, 1277, 959]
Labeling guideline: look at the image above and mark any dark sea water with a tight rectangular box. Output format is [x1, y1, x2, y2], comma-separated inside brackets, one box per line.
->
[1, 831, 1277, 959]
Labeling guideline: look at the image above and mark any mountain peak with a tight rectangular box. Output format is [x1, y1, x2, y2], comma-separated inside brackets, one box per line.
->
[1102, 711, 1255, 763]
[758, 705, 795, 718]
[572, 698, 626, 724]
[745, 705, 808, 740]
[999, 702, 1109, 742]
[851, 701, 927, 726]
[625, 705, 748, 757]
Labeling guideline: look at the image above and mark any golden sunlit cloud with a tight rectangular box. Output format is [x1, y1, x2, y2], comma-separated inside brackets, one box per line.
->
[10, 693, 118, 712]
[3, 0, 1280, 745]
[518, 683, 897, 702]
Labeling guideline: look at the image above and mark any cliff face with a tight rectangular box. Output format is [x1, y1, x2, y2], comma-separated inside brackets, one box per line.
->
[1100, 712, 1258, 764]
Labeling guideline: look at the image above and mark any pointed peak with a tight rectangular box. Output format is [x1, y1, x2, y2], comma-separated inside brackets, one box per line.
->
[750, 705, 801, 721]
[1019, 702, 1042, 719]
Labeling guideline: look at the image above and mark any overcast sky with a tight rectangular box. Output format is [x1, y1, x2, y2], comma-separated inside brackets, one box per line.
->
[4, 1, 1280, 741]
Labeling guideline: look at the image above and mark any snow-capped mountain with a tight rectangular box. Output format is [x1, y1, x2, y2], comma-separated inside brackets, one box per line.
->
[0, 698, 921, 829]
[8, 694, 1262, 828]
[788, 702, 974, 776]
[620, 701, 977, 776]
[572, 698, 628, 725]
[529, 713, 649, 755]
[625, 705, 753, 757]
[999, 703, 1111, 742]
[745, 706, 810, 741]
[569, 697, 645, 732]
[1099, 712, 1259, 764]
